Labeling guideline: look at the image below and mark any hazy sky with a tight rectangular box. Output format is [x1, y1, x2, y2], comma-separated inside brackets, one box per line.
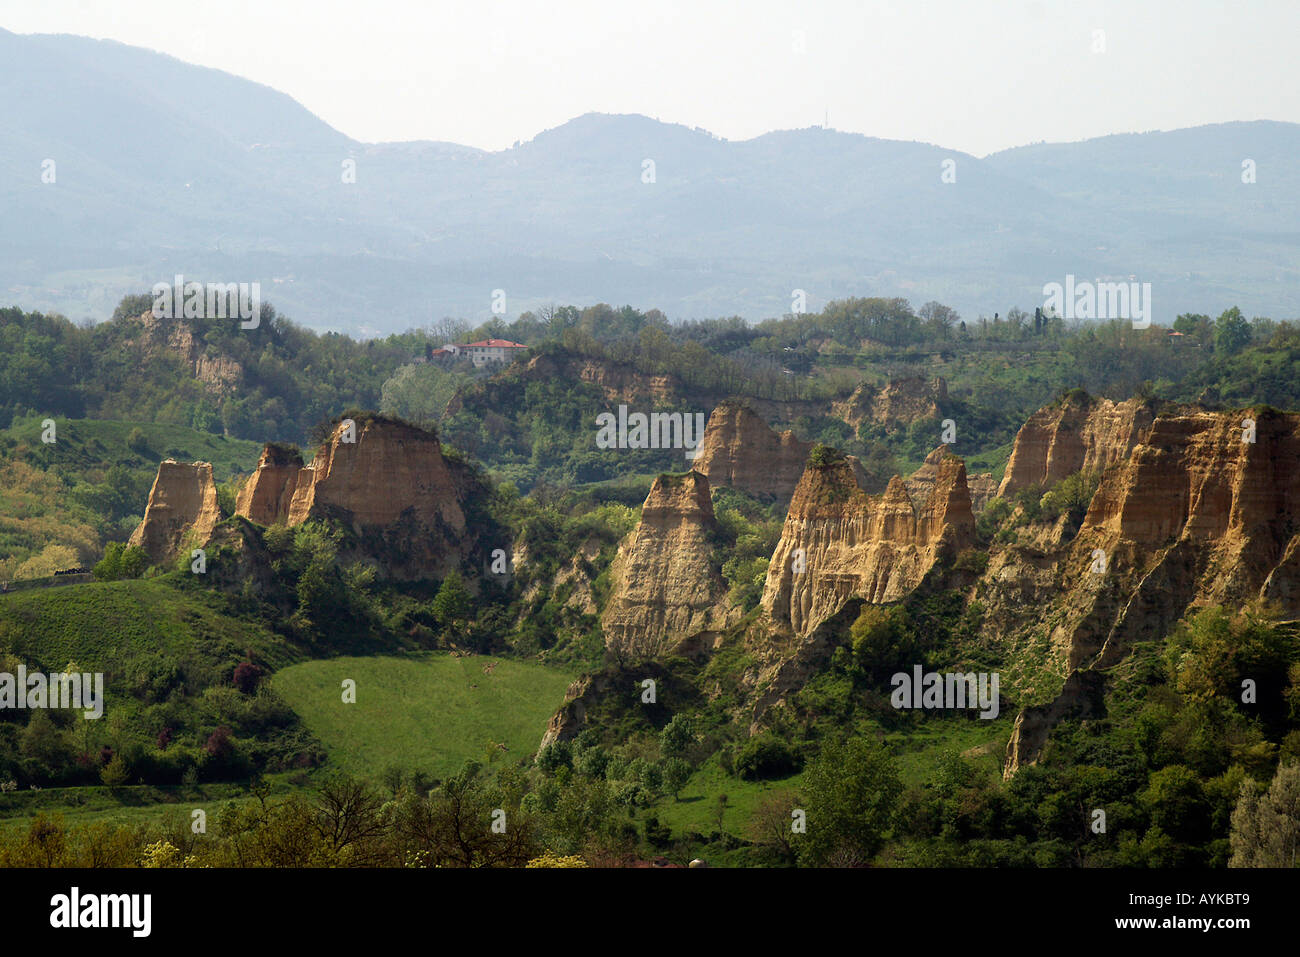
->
[2, 0, 1297, 154]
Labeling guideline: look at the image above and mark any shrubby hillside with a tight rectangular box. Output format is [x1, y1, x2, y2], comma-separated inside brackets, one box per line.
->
[2, 292, 1300, 868]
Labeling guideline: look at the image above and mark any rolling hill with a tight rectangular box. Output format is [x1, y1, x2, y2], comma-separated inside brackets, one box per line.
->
[2, 28, 1297, 332]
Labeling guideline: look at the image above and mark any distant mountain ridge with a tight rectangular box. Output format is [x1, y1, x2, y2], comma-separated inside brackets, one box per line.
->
[2, 28, 1297, 334]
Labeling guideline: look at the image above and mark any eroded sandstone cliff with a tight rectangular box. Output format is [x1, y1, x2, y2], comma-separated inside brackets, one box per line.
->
[234, 444, 305, 526]
[833, 376, 948, 432]
[133, 311, 244, 394]
[733, 448, 979, 727]
[225, 415, 477, 579]
[907, 445, 997, 514]
[999, 406, 1300, 775]
[761, 448, 975, 640]
[285, 418, 466, 532]
[602, 471, 739, 658]
[235, 418, 465, 534]
[129, 461, 222, 564]
[997, 392, 1155, 497]
[693, 401, 812, 502]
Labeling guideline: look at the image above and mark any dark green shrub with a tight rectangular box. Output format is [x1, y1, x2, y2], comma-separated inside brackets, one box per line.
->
[735, 734, 800, 781]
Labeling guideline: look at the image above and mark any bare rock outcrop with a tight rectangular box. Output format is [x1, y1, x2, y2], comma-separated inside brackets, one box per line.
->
[128, 461, 222, 564]
[133, 311, 244, 394]
[234, 444, 305, 526]
[235, 418, 465, 534]
[1003, 670, 1106, 778]
[284, 418, 465, 532]
[602, 471, 739, 658]
[833, 376, 948, 432]
[693, 401, 811, 502]
[762, 448, 976, 639]
[1070, 408, 1300, 632]
[968, 473, 999, 514]
[539, 673, 614, 750]
[1002, 406, 1300, 775]
[225, 415, 477, 579]
[997, 392, 1155, 497]
[519, 536, 603, 616]
[907, 445, 997, 514]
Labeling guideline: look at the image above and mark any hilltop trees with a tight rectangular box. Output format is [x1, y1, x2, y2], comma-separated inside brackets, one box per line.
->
[1214, 306, 1252, 356]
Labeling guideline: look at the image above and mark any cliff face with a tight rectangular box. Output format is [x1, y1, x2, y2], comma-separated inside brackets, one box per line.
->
[602, 471, 739, 658]
[762, 450, 975, 639]
[128, 461, 222, 564]
[833, 376, 948, 432]
[235, 419, 465, 534]
[998, 393, 1155, 497]
[693, 402, 812, 502]
[285, 419, 466, 532]
[539, 673, 613, 750]
[133, 311, 244, 394]
[234, 445, 305, 526]
[907, 445, 997, 514]
[228, 417, 474, 579]
[968, 473, 999, 514]
[1073, 409, 1300, 628]
[999, 407, 1300, 775]
[736, 450, 976, 728]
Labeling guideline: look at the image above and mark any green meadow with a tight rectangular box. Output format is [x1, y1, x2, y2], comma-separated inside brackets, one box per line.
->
[273, 653, 578, 779]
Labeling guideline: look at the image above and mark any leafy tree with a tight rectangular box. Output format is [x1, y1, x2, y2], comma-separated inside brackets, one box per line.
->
[1230, 762, 1300, 867]
[659, 715, 695, 759]
[1173, 312, 1211, 341]
[850, 604, 917, 681]
[663, 758, 692, 800]
[536, 741, 573, 775]
[432, 570, 472, 626]
[735, 735, 800, 781]
[233, 662, 263, 694]
[1140, 764, 1210, 845]
[1166, 607, 1296, 730]
[204, 726, 234, 760]
[100, 754, 129, 787]
[634, 758, 663, 795]
[919, 301, 959, 339]
[1215, 306, 1251, 356]
[798, 738, 902, 866]
[1038, 471, 1100, 527]
[215, 480, 239, 518]
[412, 762, 538, 867]
[92, 542, 148, 581]
[808, 444, 842, 469]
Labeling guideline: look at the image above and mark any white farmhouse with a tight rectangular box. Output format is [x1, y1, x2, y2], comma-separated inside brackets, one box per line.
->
[459, 338, 528, 368]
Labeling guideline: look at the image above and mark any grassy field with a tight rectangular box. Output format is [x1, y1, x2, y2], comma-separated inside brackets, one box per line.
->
[0, 577, 296, 672]
[653, 753, 803, 837]
[654, 712, 1009, 842]
[273, 653, 578, 779]
[2, 415, 263, 483]
[0, 416, 264, 578]
[886, 715, 1012, 787]
[0, 779, 287, 839]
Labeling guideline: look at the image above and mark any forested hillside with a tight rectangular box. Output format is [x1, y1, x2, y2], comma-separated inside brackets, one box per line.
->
[3, 294, 1295, 481]
[3, 292, 1300, 870]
